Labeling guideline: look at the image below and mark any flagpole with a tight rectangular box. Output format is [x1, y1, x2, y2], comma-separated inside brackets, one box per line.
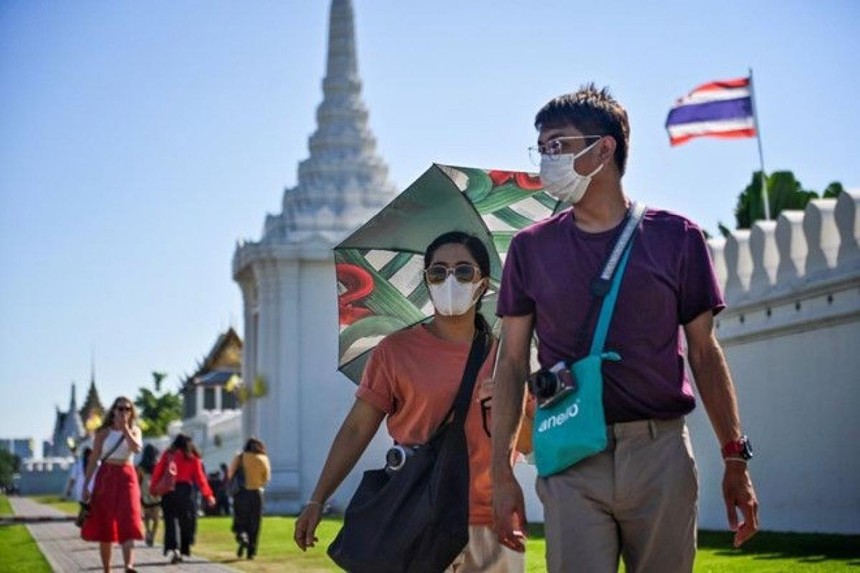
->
[748, 67, 771, 220]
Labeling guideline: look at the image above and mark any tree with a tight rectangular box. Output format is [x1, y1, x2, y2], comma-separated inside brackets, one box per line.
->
[718, 171, 844, 237]
[134, 371, 182, 438]
[0, 448, 20, 488]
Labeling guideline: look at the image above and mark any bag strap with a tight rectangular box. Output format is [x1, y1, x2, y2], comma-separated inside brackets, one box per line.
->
[588, 202, 645, 353]
[100, 432, 125, 463]
[429, 330, 491, 440]
[591, 201, 646, 298]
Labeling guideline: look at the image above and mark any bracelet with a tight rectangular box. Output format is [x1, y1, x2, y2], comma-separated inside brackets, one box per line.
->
[724, 456, 748, 464]
[304, 500, 323, 508]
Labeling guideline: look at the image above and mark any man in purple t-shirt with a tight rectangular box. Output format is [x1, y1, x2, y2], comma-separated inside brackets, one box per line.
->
[490, 84, 759, 573]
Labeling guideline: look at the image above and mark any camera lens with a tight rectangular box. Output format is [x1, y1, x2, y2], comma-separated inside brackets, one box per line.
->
[385, 446, 407, 471]
[528, 370, 559, 400]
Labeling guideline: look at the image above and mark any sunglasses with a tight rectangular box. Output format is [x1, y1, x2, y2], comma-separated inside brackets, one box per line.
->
[424, 264, 481, 285]
[116, 406, 131, 412]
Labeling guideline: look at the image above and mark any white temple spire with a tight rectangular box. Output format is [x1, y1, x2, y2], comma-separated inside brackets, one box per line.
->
[258, 0, 396, 245]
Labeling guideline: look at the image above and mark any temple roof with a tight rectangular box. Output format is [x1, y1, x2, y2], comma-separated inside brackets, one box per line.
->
[181, 327, 242, 391]
[79, 376, 104, 425]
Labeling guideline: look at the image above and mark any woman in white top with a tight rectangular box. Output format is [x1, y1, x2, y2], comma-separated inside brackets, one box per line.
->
[81, 397, 144, 573]
[64, 446, 92, 502]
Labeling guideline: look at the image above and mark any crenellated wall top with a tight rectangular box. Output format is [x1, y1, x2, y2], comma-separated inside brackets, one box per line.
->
[708, 189, 860, 306]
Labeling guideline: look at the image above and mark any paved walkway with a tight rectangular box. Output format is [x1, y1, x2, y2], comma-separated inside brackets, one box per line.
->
[8, 497, 238, 572]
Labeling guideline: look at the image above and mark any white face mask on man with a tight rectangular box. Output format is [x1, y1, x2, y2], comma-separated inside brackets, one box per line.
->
[539, 139, 604, 205]
[428, 275, 483, 316]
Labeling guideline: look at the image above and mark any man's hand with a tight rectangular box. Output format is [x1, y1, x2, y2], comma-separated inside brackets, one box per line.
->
[294, 503, 323, 551]
[723, 462, 759, 547]
[492, 468, 528, 553]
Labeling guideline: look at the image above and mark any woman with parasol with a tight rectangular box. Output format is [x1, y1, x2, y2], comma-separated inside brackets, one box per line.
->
[294, 231, 526, 572]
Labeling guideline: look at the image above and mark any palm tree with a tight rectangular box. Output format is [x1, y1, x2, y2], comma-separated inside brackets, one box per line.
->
[134, 371, 182, 437]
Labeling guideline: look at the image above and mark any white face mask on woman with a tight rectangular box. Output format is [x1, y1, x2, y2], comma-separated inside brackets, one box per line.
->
[539, 139, 604, 205]
[428, 275, 483, 316]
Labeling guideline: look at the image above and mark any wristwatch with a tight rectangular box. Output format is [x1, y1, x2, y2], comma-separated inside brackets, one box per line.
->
[721, 435, 754, 461]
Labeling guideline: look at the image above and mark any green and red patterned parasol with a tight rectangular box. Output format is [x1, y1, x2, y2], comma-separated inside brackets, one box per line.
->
[334, 164, 558, 383]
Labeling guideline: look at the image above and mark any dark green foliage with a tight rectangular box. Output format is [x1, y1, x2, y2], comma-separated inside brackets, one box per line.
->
[134, 372, 182, 437]
[823, 181, 844, 199]
[0, 449, 20, 487]
[721, 171, 845, 237]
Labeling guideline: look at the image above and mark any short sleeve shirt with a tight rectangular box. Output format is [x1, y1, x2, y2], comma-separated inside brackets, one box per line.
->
[497, 207, 724, 423]
[356, 324, 497, 525]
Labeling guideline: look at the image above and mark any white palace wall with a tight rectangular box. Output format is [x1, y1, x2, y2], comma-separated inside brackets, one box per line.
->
[691, 190, 860, 533]
[234, 191, 859, 533]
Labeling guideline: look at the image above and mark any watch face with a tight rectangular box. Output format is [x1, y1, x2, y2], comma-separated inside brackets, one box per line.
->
[723, 436, 754, 460]
[740, 437, 754, 460]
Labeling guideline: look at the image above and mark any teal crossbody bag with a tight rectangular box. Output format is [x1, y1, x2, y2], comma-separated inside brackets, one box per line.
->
[532, 203, 644, 477]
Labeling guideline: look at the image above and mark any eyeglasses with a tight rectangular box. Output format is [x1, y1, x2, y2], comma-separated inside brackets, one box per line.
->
[424, 264, 481, 285]
[528, 135, 603, 166]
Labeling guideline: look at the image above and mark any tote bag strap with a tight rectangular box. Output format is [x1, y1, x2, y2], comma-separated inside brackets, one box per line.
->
[589, 202, 646, 355]
[429, 331, 491, 440]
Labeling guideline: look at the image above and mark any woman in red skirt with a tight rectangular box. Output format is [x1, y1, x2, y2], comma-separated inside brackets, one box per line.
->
[82, 396, 144, 573]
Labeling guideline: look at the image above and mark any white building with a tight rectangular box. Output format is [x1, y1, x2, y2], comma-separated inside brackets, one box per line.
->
[232, 0, 397, 513]
[232, 0, 860, 533]
[171, 328, 245, 471]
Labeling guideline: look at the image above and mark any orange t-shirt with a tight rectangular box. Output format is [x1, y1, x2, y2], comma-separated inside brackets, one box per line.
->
[356, 324, 497, 526]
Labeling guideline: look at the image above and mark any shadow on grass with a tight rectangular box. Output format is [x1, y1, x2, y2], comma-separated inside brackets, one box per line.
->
[526, 525, 860, 567]
[698, 530, 860, 566]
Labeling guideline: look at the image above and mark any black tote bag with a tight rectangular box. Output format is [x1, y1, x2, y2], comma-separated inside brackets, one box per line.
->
[327, 332, 490, 573]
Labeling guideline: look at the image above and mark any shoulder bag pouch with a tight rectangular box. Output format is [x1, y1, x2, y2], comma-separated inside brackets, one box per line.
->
[327, 332, 490, 573]
[533, 203, 644, 477]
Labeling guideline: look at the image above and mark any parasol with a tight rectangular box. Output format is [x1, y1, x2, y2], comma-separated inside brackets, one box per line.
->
[335, 164, 559, 383]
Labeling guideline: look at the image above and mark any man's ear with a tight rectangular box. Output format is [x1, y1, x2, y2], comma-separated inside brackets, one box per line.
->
[597, 136, 616, 164]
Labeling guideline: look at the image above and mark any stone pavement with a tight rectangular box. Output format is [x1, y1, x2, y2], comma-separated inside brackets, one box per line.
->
[7, 497, 238, 572]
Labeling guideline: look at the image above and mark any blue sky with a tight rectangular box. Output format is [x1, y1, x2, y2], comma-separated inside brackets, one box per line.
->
[1, 1, 858, 445]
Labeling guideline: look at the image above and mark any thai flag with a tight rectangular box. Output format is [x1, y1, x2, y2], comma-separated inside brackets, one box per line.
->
[665, 77, 756, 146]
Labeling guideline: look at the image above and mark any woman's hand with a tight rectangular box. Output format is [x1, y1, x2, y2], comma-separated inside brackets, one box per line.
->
[294, 503, 323, 551]
[205, 495, 216, 508]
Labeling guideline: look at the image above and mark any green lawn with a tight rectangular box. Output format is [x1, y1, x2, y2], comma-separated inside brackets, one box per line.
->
[192, 515, 860, 573]
[16, 496, 860, 572]
[0, 495, 52, 573]
[28, 495, 78, 516]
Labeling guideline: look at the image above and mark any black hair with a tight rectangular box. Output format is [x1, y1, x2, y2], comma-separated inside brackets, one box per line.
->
[169, 433, 201, 459]
[423, 231, 491, 333]
[243, 437, 267, 455]
[534, 83, 630, 176]
[138, 443, 159, 473]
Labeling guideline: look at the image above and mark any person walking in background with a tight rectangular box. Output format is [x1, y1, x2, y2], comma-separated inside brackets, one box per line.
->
[294, 231, 525, 572]
[229, 437, 271, 560]
[136, 444, 161, 547]
[65, 446, 92, 502]
[150, 433, 215, 564]
[81, 397, 144, 573]
[217, 462, 231, 515]
[490, 84, 759, 572]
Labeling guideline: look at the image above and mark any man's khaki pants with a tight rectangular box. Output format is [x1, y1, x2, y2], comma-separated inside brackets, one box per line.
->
[536, 418, 698, 573]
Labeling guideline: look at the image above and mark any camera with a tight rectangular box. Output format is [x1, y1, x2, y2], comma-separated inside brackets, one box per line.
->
[527, 361, 577, 409]
[385, 445, 415, 472]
